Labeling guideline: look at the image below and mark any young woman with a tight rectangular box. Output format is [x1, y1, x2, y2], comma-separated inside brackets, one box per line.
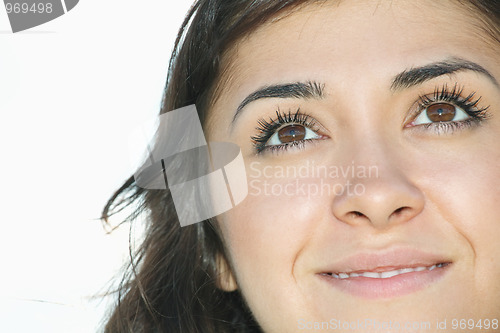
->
[102, 0, 500, 332]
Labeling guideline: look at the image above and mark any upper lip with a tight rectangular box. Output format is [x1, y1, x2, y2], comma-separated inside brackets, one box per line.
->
[320, 247, 452, 274]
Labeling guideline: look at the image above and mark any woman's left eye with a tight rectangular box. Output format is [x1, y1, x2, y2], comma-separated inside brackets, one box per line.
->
[266, 124, 320, 146]
[412, 103, 469, 125]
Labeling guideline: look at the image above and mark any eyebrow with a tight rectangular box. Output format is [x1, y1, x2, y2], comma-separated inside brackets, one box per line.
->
[391, 57, 499, 91]
[232, 81, 325, 123]
[232, 58, 498, 125]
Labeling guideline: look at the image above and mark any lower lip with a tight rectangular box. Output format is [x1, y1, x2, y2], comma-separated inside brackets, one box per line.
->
[318, 264, 450, 299]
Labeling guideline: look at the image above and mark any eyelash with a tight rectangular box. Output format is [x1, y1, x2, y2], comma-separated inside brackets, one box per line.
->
[412, 83, 490, 133]
[251, 109, 319, 154]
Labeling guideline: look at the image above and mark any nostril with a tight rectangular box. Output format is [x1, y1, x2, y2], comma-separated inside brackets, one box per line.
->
[394, 207, 405, 214]
[350, 211, 366, 219]
[390, 206, 410, 220]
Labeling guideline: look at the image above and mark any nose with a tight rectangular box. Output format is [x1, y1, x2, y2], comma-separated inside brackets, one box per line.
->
[331, 157, 424, 230]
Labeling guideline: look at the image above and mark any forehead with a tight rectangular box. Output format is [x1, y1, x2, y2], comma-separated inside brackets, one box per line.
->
[207, 0, 499, 120]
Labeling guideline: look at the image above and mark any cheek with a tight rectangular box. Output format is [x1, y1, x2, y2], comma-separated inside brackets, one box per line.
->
[220, 176, 326, 269]
[218, 176, 331, 322]
[418, 145, 500, 237]
[413, 141, 500, 310]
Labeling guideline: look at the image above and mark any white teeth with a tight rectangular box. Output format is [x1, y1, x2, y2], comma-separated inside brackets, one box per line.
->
[380, 270, 400, 278]
[332, 264, 445, 279]
[362, 272, 381, 278]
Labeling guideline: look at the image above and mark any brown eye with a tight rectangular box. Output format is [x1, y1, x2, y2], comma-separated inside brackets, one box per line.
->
[426, 103, 456, 122]
[266, 123, 320, 146]
[277, 125, 306, 143]
[413, 102, 469, 126]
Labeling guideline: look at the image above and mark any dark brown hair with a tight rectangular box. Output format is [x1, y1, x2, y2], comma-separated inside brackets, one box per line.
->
[102, 1, 500, 332]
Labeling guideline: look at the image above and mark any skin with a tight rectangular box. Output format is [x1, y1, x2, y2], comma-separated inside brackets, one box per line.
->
[206, 1, 500, 332]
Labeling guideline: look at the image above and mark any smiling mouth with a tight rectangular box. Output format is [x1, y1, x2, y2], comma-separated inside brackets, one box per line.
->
[317, 248, 453, 298]
[324, 262, 451, 279]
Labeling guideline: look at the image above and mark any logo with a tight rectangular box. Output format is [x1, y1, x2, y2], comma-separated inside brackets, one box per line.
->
[3, 0, 79, 33]
[131, 105, 248, 227]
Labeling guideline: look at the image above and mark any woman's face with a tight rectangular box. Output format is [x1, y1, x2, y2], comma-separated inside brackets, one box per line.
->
[207, 1, 500, 332]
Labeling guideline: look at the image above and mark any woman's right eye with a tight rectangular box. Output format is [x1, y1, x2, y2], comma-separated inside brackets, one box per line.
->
[266, 124, 320, 146]
[251, 109, 327, 154]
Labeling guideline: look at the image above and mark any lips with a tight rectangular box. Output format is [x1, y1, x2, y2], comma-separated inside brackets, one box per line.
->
[317, 248, 452, 298]
[326, 263, 450, 279]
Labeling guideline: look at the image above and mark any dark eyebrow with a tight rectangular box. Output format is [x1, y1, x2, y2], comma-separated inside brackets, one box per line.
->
[391, 57, 499, 91]
[232, 81, 325, 124]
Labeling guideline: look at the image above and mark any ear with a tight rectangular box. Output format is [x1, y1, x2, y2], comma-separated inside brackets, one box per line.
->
[216, 253, 238, 292]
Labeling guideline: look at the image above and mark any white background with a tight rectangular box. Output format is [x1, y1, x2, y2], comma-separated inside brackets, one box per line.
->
[0, 1, 193, 331]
